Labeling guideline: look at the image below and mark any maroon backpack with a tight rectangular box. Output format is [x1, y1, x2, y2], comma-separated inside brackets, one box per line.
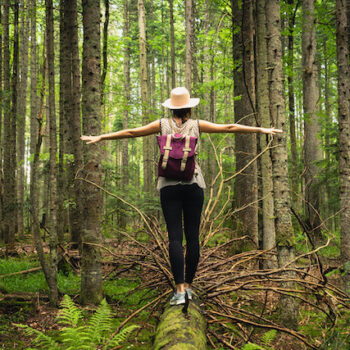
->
[157, 133, 197, 181]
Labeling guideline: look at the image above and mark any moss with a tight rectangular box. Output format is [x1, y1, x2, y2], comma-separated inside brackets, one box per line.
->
[153, 302, 207, 350]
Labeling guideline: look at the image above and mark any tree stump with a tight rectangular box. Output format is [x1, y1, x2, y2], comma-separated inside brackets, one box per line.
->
[153, 300, 207, 350]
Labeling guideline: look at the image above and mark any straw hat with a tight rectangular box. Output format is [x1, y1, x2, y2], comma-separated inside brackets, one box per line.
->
[162, 87, 200, 109]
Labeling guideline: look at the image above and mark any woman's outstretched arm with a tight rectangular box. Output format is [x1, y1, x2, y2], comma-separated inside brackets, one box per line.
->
[199, 120, 282, 135]
[81, 120, 160, 144]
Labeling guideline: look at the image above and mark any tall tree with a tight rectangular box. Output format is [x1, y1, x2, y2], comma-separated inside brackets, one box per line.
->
[232, 0, 258, 248]
[169, 0, 175, 89]
[302, 0, 323, 239]
[138, 0, 152, 194]
[46, 0, 58, 305]
[256, 0, 276, 267]
[336, 0, 350, 293]
[17, 0, 30, 239]
[29, 0, 39, 237]
[3, 0, 18, 252]
[122, 0, 130, 187]
[185, 0, 192, 90]
[287, 0, 299, 210]
[266, 0, 298, 329]
[81, 0, 103, 304]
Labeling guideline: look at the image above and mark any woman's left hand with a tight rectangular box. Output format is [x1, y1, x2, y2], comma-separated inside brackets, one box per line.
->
[260, 127, 283, 135]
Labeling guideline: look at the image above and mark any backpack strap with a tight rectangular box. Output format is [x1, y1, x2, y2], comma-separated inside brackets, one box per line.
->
[161, 134, 172, 169]
[181, 136, 191, 171]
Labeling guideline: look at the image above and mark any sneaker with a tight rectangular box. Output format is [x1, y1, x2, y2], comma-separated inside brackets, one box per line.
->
[170, 291, 186, 305]
[185, 288, 193, 300]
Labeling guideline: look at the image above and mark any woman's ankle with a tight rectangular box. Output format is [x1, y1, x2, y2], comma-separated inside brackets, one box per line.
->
[176, 283, 185, 293]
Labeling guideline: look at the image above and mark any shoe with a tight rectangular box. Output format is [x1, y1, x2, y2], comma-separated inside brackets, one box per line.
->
[170, 291, 186, 305]
[185, 288, 193, 300]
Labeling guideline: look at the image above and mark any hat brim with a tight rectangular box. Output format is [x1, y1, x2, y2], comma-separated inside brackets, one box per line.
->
[162, 98, 200, 109]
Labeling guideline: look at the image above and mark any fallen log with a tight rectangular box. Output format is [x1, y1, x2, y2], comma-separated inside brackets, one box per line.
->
[153, 299, 207, 350]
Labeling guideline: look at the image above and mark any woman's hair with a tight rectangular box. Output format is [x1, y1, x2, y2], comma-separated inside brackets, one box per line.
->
[172, 108, 191, 122]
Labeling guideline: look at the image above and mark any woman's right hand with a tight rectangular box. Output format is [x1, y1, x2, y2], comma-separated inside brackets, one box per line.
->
[80, 135, 103, 144]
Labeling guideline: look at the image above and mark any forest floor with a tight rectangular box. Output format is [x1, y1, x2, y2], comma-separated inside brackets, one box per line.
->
[0, 236, 349, 350]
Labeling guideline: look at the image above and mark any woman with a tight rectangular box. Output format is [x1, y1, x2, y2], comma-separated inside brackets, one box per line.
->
[81, 87, 282, 305]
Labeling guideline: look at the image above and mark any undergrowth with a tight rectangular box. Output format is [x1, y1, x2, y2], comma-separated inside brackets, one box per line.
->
[14, 294, 139, 350]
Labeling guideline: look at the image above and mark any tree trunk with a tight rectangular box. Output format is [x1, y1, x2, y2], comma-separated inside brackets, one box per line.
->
[81, 0, 103, 305]
[302, 0, 323, 240]
[336, 0, 350, 293]
[169, 0, 175, 89]
[138, 0, 152, 194]
[287, 0, 298, 211]
[153, 302, 207, 350]
[17, 0, 30, 239]
[232, 0, 258, 249]
[256, 0, 276, 268]
[30, 0, 39, 239]
[46, 0, 59, 306]
[122, 0, 130, 188]
[185, 0, 192, 91]
[265, 0, 298, 329]
[0, 4, 3, 241]
[3, 0, 18, 252]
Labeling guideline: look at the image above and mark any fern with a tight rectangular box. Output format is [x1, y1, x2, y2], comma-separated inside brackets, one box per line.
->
[15, 295, 138, 350]
[103, 325, 140, 349]
[58, 294, 83, 327]
[261, 330, 277, 346]
[88, 298, 113, 344]
[13, 323, 59, 350]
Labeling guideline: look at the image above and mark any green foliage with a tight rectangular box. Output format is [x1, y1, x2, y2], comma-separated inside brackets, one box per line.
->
[14, 295, 139, 350]
[241, 343, 266, 350]
[261, 330, 277, 346]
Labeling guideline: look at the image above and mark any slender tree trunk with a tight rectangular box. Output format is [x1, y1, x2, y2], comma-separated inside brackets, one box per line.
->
[101, 0, 109, 109]
[287, 0, 298, 210]
[232, 0, 258, 249]
[30, 0, 39, 237]
[46, 0, 58, 305]
[81, 0, 103, 305]
[256, 0, 276, 268]
[302, 0, 323, 240]
[0, 4, 3, 241]
[122, 0, 130, 188]
[3, 0, 18, 252]
[17, 0, 29, 239]
[266, 0, 298, 329]
[138, 0, 152, 194]
[185, 0, 192, 90]
[169, 0, 175, 89]
[336, 0, 350, 293]
[69, 0, 84, 246]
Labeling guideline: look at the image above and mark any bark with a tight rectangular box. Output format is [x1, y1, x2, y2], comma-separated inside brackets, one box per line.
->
[336, 0, 350, 293]
[302, 0, 323, 239]
[0, 4, 2, 241]
[3, 0, 18, 252]
[169, 0, 175, 89]
[81, 0, 103, 305]
[101, 0, 109, 108]
[17, 0, 29, 239]
[287, 0, 298, 210]
[256, 0, 276, 268]
[138, 0, 152, 194]
[122, 0, 130, 188]
[46, 0, 58, 306]
[67, 0, 84, 246]
[266, 0, 298, 329]
[153, 302, 207, 349]
[30, 0, 39, 237]
[185, 0, 192, 90]
[232, 0, 258, 249]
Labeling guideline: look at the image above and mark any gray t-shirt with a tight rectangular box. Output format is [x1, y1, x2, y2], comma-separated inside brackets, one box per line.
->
[156, 118, 206, 191]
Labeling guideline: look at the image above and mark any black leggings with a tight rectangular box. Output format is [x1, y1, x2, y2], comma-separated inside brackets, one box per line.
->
[160, 183, 204, 285]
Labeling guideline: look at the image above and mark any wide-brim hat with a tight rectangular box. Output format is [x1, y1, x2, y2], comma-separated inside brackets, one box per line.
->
[162, 87, 200, 109]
